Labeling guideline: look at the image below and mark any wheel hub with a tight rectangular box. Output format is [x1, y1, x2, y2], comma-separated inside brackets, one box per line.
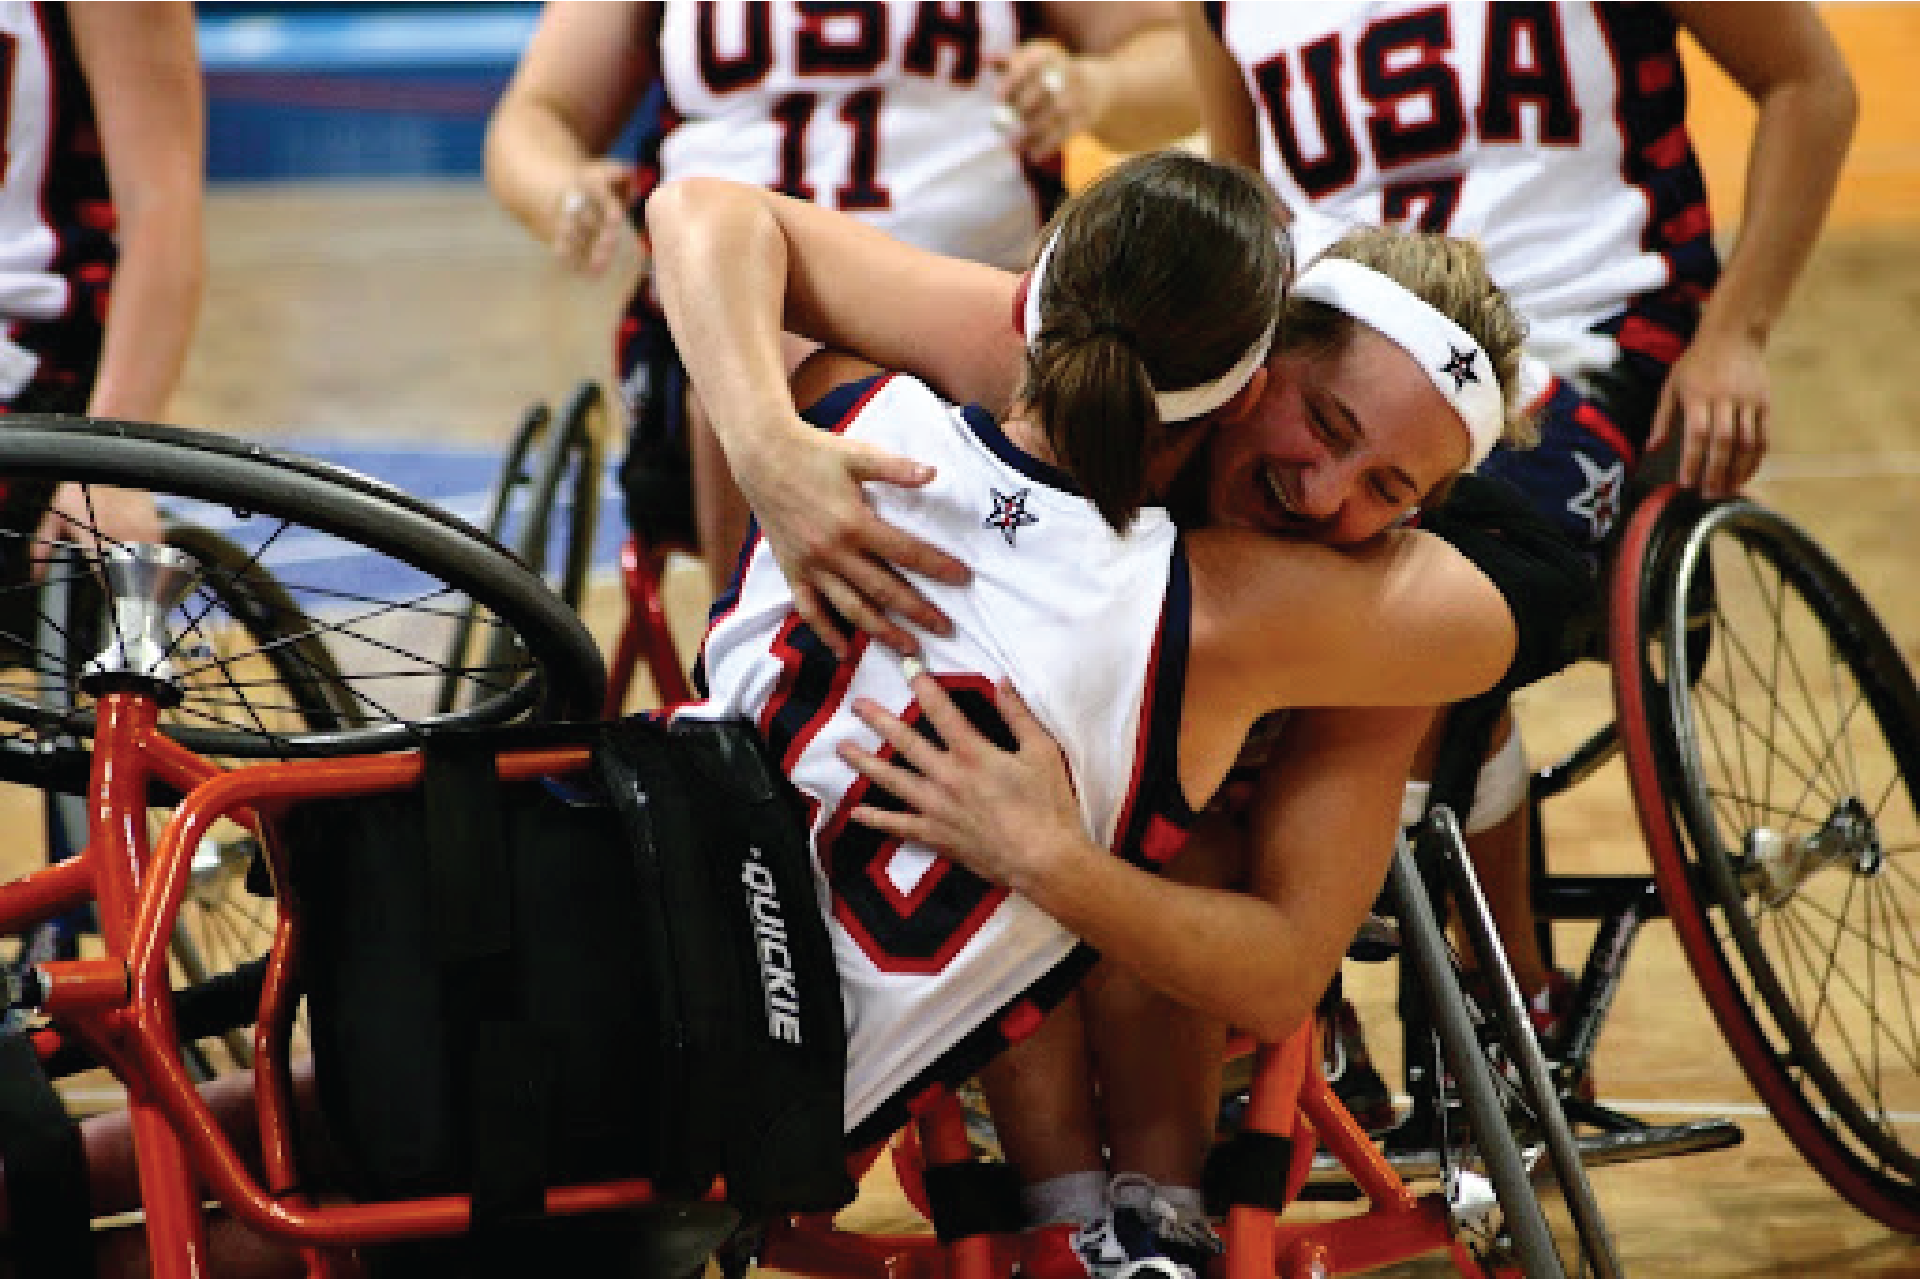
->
[78, 542, 203, 701]
[1743, 797, 1881, 906]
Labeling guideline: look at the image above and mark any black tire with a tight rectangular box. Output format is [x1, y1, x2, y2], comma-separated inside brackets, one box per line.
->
[1620, 492, 1920, 1231]
[0, 415, 605, 766]
[1385, 837, 1571, 1279]
[438, 383, 606, 714]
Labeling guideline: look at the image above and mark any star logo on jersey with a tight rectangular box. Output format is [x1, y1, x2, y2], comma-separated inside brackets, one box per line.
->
[1440, 345, 1481, 392]
[984, 487, 1038, 546]
[1567, 451, 1627, 541]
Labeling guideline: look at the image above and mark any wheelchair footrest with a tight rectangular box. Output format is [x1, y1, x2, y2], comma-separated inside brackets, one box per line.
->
[1303, 1114, 1744, 1194]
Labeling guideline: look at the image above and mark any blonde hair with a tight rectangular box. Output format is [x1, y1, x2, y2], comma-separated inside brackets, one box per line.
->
[1282, 226, 1539, 452]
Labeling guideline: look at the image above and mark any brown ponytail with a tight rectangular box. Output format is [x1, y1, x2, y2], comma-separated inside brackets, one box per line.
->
[1022, 150, 1289, 531]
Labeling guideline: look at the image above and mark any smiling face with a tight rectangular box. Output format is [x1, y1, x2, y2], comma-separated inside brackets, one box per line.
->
[1204, 325, 1472, 546]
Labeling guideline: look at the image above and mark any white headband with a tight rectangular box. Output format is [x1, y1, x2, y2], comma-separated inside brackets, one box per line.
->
[1021, 229, 1276, 423]
[1292, 256, 1505, 469]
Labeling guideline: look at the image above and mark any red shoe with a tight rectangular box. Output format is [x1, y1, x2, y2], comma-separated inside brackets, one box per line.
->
[1525, 968, 1596, 1104]
[1525, 968, 1578, 1042]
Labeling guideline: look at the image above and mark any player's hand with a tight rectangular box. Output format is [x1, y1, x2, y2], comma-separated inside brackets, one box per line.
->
[734, 423, 971, 658]
[550, 158, 643, 280]
[36, 482, 162, 576]
[839, 672, 1087, 893]
[993, 39, 1099, 163]
[1645, 326, 1770, 499]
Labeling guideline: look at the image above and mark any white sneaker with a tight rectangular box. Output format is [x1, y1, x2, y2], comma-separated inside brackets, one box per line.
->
[1105, 1173, 1223, 1278]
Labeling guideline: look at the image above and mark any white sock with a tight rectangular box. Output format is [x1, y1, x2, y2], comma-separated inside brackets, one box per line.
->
[1022, 1169, 1109, 1227]
[1111, 1175, 1207, 1221]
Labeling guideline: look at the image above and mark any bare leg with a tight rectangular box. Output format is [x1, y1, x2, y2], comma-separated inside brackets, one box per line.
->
[1087, 814, 1241, 1187]
[977, 990, 1106, 1184]
[1086, 963, 1227, 1187]
[4, 1064, 331, 1277]
[1412, 706, 1553, 996]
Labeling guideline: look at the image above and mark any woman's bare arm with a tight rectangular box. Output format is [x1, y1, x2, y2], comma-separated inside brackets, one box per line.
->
[484, 1, 657, 278]
[839, 671, 1426, 1043]
[647, 177, 1034, 653]
[1651, 1, 1857, 496]
[71, 2, 205, 424]
[1182, 3, 1263, 173]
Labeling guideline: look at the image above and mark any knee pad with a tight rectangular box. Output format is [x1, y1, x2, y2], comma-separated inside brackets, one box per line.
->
[1463, 723, 1528, 835]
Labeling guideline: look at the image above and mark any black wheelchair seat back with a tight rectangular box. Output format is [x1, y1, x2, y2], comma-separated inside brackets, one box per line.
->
[286, 713, 856, 1265]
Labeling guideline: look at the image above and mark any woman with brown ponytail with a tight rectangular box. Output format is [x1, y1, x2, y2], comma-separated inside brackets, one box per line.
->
[654, 148, 1584, 1275]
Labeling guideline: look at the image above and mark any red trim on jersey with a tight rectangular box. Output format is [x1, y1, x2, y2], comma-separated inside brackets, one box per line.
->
[998, 998, 1045, 1044]
[761, 618, 871, 774]
[1138, 813, 1189, 866]
[1107, 602, 1189, 875]
[1643, 125, 1689, 169]
[1574, 400, 1637, 466]
[1661, 204, 1711, 245]
[904, 1082, 945, 1118]
[1635, 51, 1678, 95]
[1616, 314, 1687, 366]
[840, 372, 895, 425]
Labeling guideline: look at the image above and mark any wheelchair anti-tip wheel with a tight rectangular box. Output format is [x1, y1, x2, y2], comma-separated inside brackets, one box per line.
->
[1614, 487, 1920, 1234]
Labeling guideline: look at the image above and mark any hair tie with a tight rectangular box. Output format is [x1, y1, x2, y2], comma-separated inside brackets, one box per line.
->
[1291, 256, 1504, 469]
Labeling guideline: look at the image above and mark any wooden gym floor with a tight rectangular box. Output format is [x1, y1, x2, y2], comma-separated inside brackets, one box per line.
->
[51, 4, 1920, 1274]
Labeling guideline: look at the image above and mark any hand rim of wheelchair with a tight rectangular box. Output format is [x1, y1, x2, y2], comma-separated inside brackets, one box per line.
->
[1612, 483, 1920, 1234]
[0, 416, 606, 760]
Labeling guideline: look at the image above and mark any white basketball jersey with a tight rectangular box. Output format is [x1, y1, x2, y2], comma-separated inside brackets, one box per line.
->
[681, 373, 1193, 1136]
[654, 0, 1057, 270]
[0, 2, 61, 312]
[1211, 1, 1717, 379]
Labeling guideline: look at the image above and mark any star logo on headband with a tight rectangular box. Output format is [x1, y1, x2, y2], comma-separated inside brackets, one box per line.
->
[1440, 345, 1481, 392]
[984, 487, 1039, 546]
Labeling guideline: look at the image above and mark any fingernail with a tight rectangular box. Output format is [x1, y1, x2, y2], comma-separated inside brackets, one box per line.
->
[900, 654, 926, 682]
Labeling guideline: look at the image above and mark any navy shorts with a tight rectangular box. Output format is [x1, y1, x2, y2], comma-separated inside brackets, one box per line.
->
[1477, 359, 1662, 560]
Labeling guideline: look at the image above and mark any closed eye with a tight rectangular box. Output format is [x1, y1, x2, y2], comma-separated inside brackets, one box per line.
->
[1308, 398, 1351, 453]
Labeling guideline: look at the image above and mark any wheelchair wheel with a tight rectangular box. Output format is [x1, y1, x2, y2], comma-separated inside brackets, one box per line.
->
[158, 521, 361, 1068]
[436, 382, 606, 714]
[33, 521, 363, 1070]
[1613, 486, 1920, 1232]
[0, 415, 605, 768]
[1385, 835, 1588, 1279]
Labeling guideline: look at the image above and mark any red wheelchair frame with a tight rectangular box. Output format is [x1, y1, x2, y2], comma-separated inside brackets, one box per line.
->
[9, 682, 1518, 1277]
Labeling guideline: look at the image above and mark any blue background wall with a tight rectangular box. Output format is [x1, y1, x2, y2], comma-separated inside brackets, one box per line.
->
[198, 2, 623, 182]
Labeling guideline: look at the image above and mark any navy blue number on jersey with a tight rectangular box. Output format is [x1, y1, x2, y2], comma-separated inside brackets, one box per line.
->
[1252, 3, 1580, 231]
[816, 672, 1017, 975]
[696, 2, 989, 212]
[756, 607, 1018, 975]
